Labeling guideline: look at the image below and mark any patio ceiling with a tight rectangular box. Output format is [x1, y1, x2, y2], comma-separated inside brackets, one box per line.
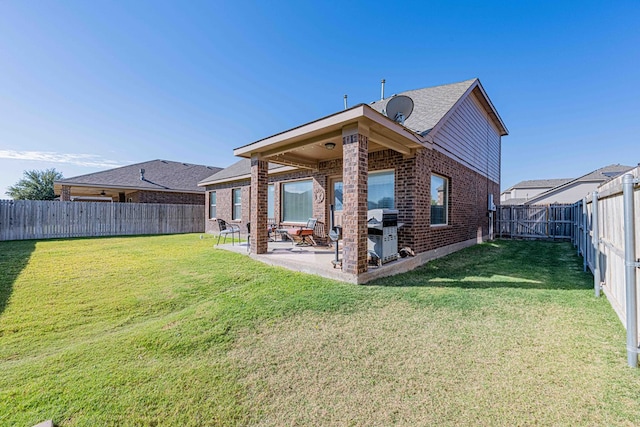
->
[233, 104, 431, 170]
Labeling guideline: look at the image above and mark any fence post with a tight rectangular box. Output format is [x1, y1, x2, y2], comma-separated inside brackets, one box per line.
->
[623, 174, 639, 368]
[576, 202, 581, 255]
[592, 191, 601, 297]
[582, 197, 588, 272]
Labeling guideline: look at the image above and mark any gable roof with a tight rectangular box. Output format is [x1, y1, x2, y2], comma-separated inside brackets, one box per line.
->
[504, 178, 574, 192]
[198, 158, 294, 186]
[525, 164, 634, 204]
[213, 79, 507, 184]
[56, 159, 222, 193]
[369, 78, 508, 137]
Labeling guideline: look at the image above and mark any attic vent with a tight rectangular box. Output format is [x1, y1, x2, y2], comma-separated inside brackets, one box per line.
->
[183, 163, 189, 166]
[140, 168, 145, 180]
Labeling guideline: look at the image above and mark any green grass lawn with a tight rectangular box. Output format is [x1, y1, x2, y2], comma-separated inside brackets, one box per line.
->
[1, 235, 639, 426]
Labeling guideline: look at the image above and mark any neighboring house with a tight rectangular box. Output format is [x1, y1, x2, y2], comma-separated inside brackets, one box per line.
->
[500, 178, 573, 205]
[522, 164, 634, 205]
[55, 159, 222, 204]
[199, 78, 508, 277]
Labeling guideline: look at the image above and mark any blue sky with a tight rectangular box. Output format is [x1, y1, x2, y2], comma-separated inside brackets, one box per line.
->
[1, 1, 638, 197]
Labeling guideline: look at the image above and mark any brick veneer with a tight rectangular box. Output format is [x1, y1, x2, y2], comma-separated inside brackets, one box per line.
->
[204, 147, 499, 262]
[127, 191, 204, 205]
[59, 186, 203, 204]
[250, 157, 269, 254]
[342, 129, 369, 275]
[61, 186, 71, 201]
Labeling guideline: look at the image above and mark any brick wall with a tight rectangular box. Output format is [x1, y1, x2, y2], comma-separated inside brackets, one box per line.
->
[395, 148, 499, 253]
[204, 181, 252, 235]
[204, 148, 499, 254]
[127, 191, 204, 205]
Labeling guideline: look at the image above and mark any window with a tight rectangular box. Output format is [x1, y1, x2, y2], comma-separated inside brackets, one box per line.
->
[333, 181, 343, 211]
[332, 170, 395, 211]
[282, 180, 312, 223]
[267, 184, 275, 220]
[368, 170, 394, 209]
[209, 191, 217, 219]
[232, 188, 242, 220]
[430, 174, 448, 225]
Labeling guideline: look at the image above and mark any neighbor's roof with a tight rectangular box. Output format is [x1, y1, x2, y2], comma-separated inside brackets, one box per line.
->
[503, 178, 574, 192]
[56, 159, 222, 193]
[198, 158, 293, 186]
[369, 78, 507, 137]
[525, 164, 634, 203]
[575, 164, 634, 182]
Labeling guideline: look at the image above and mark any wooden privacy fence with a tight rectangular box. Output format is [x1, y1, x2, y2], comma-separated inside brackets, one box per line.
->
[573, 168, 640, 366]
[497, 204, 574, 240]
[0, 200, 204, 241]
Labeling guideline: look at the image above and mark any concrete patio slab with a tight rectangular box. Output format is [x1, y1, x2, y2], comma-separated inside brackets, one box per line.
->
[215, 240, 420, 284]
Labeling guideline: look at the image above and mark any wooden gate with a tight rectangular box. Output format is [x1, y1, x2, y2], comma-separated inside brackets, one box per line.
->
[497, 204, 574, 240]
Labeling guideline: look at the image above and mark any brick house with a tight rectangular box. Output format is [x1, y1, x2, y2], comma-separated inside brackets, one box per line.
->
[54, 159, 222, 204]
[199, 78, 508, 277]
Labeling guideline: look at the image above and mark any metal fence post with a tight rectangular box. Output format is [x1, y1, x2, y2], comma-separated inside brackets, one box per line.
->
[583, 197, 588, 272]
[592, 191, 601, 297]
[623, 174, 638, 368]
[576, 202, 581, 256]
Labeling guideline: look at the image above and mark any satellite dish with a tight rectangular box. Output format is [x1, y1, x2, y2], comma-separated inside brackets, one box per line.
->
[385, 95, 414, 125]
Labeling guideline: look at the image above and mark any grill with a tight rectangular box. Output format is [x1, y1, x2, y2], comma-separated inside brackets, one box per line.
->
[367, 209, 399, 264]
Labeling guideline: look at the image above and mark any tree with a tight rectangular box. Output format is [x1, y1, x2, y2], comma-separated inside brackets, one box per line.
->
[6, 168, 63, 200]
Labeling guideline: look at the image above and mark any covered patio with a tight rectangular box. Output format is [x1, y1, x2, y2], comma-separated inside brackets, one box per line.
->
[235, 104, 427, 278]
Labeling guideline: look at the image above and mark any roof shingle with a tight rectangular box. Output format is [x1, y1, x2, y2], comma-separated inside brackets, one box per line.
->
[57, 159, 222, 192]
[369, 79, 478, 136]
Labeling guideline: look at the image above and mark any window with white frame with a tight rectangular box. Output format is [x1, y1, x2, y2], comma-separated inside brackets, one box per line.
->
[332, 170, 395, 212]
[232, 188, 242, 220]
[282, 180, 312, 223]
[209, 191, 217, 219]
[368, 170, 395, 209]
[430, 174, 448, 225]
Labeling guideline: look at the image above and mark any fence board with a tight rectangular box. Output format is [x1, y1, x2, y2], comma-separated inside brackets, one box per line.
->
[497, 204, 574, 240]
[0, 200, 204, 241]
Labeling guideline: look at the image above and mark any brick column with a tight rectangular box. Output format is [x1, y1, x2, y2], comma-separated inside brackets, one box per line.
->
[342, 124, 369, 275]
[61, 185, 71, 201]
[250, 155, 268, 254]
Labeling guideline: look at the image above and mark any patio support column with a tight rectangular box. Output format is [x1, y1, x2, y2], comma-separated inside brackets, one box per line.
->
[342, 123, 369, 275]
[61, 185, 71, 201]
[250, 154, 268, 254]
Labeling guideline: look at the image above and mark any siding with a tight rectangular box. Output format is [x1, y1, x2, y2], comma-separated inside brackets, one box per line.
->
[530, 182, 601, 205]
[432, 92, 501, 183]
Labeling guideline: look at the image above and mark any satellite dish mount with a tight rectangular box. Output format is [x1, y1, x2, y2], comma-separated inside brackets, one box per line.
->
[384, 95, 414, 125]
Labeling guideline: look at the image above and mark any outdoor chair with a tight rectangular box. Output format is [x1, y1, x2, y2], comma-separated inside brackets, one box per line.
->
[216, 218, 241, 246]
[284, 218, 318, 246]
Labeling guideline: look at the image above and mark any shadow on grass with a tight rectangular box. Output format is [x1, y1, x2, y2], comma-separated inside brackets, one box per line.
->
[366, 240, 593, 290]
[0, 240, 37, 316]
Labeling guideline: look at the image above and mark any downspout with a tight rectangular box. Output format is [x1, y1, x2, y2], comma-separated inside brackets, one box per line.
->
[623, 174, 639, 367]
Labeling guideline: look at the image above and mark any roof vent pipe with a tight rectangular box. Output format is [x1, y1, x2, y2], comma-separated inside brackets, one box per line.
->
[344, 94, 348, 110]
[381, 79, 386, 100]
[140, 168, 145, 181]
